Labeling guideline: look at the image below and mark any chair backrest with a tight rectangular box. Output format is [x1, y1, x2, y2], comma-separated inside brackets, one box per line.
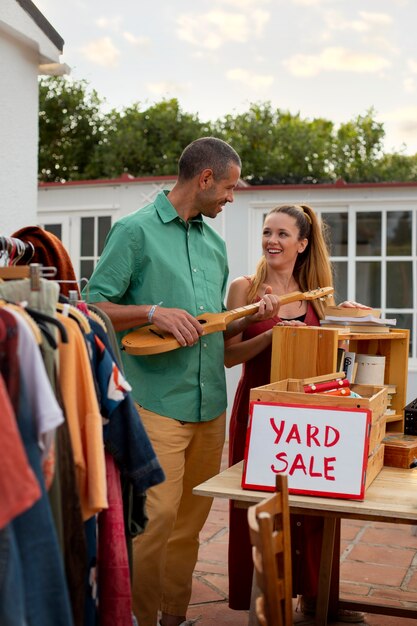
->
[247, 474, 293, 626]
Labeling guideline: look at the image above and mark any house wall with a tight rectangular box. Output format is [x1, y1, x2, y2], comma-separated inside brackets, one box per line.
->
[37, 178, 417, 412]
[0, 0, 62, 233]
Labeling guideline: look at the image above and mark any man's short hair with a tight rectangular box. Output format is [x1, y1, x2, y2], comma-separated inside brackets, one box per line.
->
[178, 137, 241, 181]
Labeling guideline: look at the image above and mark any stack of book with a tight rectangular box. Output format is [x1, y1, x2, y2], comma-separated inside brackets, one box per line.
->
[320, 306, 397, 334]
[384, 384, 397, 417]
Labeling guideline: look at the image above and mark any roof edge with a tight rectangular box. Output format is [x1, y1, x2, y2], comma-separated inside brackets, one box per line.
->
[16, 0, 64, 52]
[38, 175, 417, 191]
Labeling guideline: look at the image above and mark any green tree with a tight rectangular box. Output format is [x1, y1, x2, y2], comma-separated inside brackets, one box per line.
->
[87, 99, 211, 179]
[39, 76, 108, 182]
[332, 110, 385, 182]
[213, 103, 335, 184]
[39, 78, 417, 184]
[376, 152, 417, 182]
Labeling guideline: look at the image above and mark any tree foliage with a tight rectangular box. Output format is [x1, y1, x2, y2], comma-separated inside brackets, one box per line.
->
[39, 77, 108, 182]
[38, 77, 417, 184]
[212, 103, 335, 183]
[332, 110, 385, 182]
[86, 99, 212, 179]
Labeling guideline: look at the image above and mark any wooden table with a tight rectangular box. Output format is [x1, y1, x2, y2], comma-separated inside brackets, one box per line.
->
[194, 461, 417, 625]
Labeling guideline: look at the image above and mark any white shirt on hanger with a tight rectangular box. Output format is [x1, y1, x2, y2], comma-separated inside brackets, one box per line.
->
[7, 308, 64, 458]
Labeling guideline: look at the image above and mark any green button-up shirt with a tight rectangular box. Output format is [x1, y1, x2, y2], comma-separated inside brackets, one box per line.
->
[84, 191, 229, 422]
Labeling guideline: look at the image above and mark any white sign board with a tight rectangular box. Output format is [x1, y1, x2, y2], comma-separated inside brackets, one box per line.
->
[242, 401, 371, 500]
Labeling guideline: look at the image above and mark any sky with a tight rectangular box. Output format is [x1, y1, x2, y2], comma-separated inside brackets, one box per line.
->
[37, 0, 417, 156]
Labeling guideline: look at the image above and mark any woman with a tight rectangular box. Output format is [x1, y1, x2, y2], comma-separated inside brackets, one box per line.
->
[225, 203, 366, 622]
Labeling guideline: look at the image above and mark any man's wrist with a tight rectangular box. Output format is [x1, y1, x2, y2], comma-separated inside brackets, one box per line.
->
[147, 301, 163, 324]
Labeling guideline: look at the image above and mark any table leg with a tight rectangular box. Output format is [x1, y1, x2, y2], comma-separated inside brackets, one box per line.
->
[315, 517, 337, 626]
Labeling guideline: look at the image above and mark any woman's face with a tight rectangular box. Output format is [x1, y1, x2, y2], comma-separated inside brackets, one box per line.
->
[262, 211, 308, 270]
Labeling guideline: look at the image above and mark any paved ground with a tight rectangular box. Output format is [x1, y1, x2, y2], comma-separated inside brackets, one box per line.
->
[186, 445, 417, 625]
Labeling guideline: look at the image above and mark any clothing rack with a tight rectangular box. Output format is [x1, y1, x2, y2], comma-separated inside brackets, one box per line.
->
[0, 235, 35, 266]
[0, 263, 56, 290]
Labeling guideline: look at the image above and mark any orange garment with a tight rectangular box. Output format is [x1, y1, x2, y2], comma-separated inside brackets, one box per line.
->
[57, 314, 108, 520]
[0, 374, 41, 528]
[12, 226, 80, 298]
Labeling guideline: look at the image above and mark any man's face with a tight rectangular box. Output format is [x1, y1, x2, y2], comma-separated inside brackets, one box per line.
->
[199, 163, 241, 219]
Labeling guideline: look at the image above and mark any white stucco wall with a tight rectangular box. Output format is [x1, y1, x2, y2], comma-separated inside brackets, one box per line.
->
[0, 0, 62, 234]
[38, 178, 417, 411]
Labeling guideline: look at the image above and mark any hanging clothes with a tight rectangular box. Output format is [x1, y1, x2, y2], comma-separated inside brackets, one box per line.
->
[0, 374, 40, 529]
[0, 309, 73, 626]
[11, 226, 80, 298]
[0, 235, 165, 626]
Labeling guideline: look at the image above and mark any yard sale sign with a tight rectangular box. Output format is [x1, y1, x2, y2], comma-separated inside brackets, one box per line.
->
[242, 401, 371, 500]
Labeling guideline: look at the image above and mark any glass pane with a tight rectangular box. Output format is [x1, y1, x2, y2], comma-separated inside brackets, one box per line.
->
[356, 212, 381, 256]
[98, 216, 111, 254]
[43, 224, 62, 240]
[356, 262, 381, 308]
[393, 313, 413, 356]
[387, 211, 411, 256]
[81, 217, 95, 256]
[387, 261, 413, 307]
[80, 259, 95, 280]
[332, 261, 347, 303]
[322, 213, 348, 256]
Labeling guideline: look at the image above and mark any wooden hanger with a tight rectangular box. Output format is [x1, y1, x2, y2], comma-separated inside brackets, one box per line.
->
[0, 300, 42, 345]
[0, 266, 30, 279]
[56, 301, 91, 334]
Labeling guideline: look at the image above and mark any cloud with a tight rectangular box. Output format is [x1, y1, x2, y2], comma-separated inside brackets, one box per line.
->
[96, 16, 123, 31]
[403, 59, 417, 94]
[381, 106, 417, 151]
[323, 10, 392, 33]
[358, 11, 392, 25]
[147, 81, 188, 96]
[123, 32, 150, 47]
[404, 78, 415, 93]
[283, 47, 391, 77]
[80, 37, 120, 67]
[176, 9, 269, 49]
[219, 0, 270, 6]
[291, 0, 335, 5]
[407, 59, 417, 73]
[226, 68, 274, 88]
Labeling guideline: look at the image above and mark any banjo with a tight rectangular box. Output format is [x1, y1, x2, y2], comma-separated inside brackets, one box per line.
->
[121, 286, 334, 356]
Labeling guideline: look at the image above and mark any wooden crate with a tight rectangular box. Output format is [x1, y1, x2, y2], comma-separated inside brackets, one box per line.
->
[250, 379, 388, 424]
[368, 417, 387, 455]
[249, 378, 388, 493]
[382, 434, 417, 469]
[270, 326, 409, 433]
[365, 444, 385, 489]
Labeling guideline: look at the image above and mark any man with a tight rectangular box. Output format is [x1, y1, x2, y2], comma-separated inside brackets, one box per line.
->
[85, 137, 278, 626]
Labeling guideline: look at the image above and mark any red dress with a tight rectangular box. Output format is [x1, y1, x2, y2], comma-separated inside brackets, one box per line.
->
[228, 302, 323, 610]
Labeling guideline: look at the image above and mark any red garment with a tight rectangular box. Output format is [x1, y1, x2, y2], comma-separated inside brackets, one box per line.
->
[228, 303, 323, 610]
[0, 374, 41, 529]
[98, 451, 132, 626]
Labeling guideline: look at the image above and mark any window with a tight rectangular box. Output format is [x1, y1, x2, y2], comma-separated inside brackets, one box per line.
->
[42, 223, 62, 240]
[80, 216, 112, 280]
[322, 208, 415, 358]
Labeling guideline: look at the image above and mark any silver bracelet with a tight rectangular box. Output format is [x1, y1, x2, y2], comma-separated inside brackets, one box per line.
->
[148, 301, 163, 323]
[148, 304, 158, 323]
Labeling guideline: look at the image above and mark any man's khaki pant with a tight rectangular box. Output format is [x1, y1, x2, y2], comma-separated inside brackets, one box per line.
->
[132, 406, 226, 626]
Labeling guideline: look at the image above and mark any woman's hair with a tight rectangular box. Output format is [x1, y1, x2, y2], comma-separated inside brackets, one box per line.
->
[247, 204, 335, 319]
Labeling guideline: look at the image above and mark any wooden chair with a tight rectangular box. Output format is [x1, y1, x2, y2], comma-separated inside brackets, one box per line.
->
[247, 474, 293, 626]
